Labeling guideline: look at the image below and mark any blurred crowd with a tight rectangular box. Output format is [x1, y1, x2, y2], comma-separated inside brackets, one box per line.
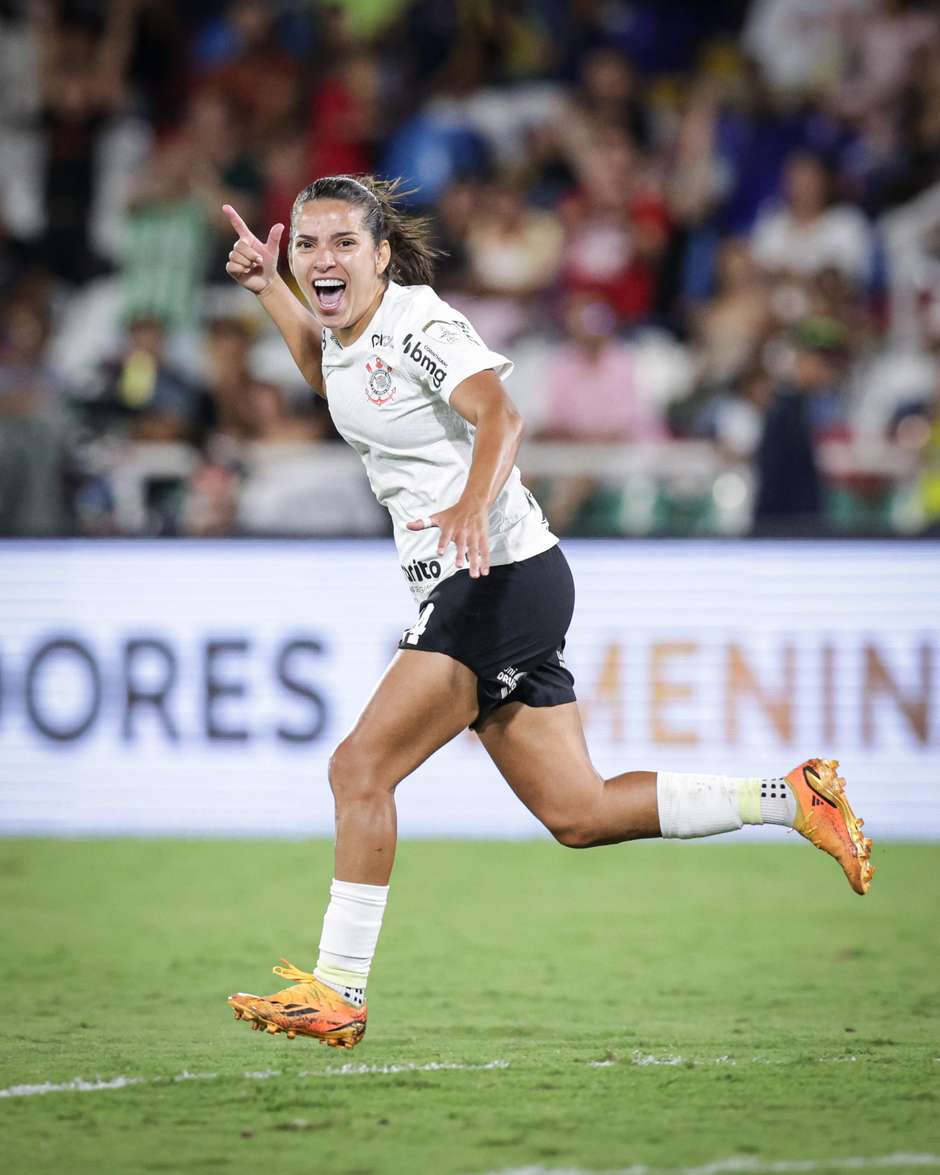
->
[2, 0, 940, 538]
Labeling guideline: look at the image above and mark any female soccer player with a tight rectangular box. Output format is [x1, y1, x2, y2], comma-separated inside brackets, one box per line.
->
[223, 175, 873, 1049]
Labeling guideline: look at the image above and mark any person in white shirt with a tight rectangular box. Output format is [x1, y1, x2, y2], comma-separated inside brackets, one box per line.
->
[221, 174, 873, 1049]
[751, 152, 873, 285]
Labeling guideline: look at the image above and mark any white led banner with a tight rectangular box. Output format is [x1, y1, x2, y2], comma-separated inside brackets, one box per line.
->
[0, 540, 936, 839]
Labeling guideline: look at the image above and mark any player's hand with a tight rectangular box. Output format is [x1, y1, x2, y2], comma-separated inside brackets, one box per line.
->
[223, 204, 283, 295]
[407, 497, 490, 577]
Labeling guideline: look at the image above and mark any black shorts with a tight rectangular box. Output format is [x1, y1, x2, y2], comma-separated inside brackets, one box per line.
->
[398, 543, 577, 729]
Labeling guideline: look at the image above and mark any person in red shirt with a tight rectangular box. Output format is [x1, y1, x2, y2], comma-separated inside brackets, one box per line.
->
[558, 129, 670, 325]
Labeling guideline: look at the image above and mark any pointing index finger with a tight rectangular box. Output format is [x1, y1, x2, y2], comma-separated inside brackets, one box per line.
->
[222, 203, 252, 241]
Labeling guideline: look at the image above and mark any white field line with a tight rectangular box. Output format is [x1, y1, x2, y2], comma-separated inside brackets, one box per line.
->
[631, 1052, 685, 1067]
[3, 1049, 912, 1097]
[587, 1054, 732, 1068]
[0, 1059, 510, 1099]
[585, 1054, 880, 1069]
[0, 1052, 892, 1097]
[483, 1156, 940, 1175]
[319, 1060, 510, 1076]
[0, 1076, 146, 1097]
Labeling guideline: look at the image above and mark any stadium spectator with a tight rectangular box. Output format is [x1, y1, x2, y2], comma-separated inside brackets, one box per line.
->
[893, 369, 940, 533]
[713, 363, 773, 462]
[664, 79, 728, 311]
[430, 180, 477, 295]
[521, 118, 579, 210]
[557, 128, 670, 326]
[838, 0, 939, 120]
[80, 315, 206, 445]
[34, 0, 139, 286]
[183, 91, 265, 286]
[258, 132, 309, 264]
[121, 140, 212, 328]
[691, 238, 771, 390]
[181, 458, 239, 538]
[238, 377, 315, 445]
[754, 316, 850, 530]
[534, 292, 666, 532]
[457, 179, 564, 344]
[123, 0, 189, 131]
[670, 238, 771, 439]
[0, 293, 69, 535]
[750, 152, 874, 288]
[886, 39, 940, 208]
[706, 58, 816, 235]
[121, 89, 261, 318]
[464, 181, 564, 299]
[306, 51, 382, 180]
[198, 315, 257, 452]
[194, 0, 302, 150]
[540, 294, 667, 443]
[566, 47, 653, 150]
[236, 385, 388, 537]
[742, 0, 859, 99]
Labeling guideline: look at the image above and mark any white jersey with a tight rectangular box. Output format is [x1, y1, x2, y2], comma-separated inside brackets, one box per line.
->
[321, 281, 557, 602]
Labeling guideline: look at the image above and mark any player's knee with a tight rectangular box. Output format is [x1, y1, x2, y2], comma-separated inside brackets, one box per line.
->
[328, 736, 386, 803]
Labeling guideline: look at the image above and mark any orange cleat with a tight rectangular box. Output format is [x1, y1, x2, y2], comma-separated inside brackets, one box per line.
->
[227, 959, 366, 1048]
[787, 758, 874, 895]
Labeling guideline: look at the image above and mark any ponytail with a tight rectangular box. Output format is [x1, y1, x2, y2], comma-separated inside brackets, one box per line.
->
[291, 174, 440, 286]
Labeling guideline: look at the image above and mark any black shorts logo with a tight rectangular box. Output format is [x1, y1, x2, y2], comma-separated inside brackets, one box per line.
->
[402, 602, 435, 646]
[496, 665, 527, 699]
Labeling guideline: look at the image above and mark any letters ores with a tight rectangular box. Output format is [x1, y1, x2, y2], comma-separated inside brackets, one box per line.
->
[4, 634, 329, 744]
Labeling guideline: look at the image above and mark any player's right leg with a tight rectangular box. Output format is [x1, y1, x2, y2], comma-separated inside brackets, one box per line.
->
[476, 701, 873, 895]
[227, 647, 479, 1046]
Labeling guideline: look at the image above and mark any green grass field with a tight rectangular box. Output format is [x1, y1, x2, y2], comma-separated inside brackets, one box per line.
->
[1, 838, 937, 1175]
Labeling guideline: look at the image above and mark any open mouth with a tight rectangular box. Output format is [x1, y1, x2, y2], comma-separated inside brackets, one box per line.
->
[313, 278, 346, 313]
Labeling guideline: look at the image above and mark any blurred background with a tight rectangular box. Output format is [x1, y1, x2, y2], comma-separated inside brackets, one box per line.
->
[2, 0, 940, 540]
[0, 0, 937, 841]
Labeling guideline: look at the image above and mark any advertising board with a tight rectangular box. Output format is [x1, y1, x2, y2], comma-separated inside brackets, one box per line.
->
[0, 540, 936, 839]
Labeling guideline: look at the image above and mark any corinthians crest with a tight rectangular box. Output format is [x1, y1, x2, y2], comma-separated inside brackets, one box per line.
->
[365, 355, 396, 405]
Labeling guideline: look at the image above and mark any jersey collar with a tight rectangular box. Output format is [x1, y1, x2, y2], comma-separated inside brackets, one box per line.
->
[325, 282, 404, 351]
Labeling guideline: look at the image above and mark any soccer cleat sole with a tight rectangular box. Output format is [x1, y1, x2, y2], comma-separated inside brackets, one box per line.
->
[802, 758, 875, 895]
[229, 999, 364, 1048]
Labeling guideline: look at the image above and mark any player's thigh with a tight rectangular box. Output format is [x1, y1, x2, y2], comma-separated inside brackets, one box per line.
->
[333, 648, 478, 789]
[475, 701, 602, 828]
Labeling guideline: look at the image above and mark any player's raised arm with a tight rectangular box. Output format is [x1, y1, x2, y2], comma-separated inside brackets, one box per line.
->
[222, 204, 324, 396]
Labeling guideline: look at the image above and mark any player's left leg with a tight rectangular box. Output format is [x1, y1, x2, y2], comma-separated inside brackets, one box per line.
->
[227, 648, 481, 1046]
[476, 701, 873, 893]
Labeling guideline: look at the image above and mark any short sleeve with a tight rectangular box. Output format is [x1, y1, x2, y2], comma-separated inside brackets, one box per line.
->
[398, 305, 513, 403]
[750, 210, 786, 269]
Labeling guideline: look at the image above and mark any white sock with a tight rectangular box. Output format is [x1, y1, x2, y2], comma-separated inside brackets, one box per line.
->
[656, 771, 795, 838]
[315, 878, 388, 1006]
[759, 776, 798, 826]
